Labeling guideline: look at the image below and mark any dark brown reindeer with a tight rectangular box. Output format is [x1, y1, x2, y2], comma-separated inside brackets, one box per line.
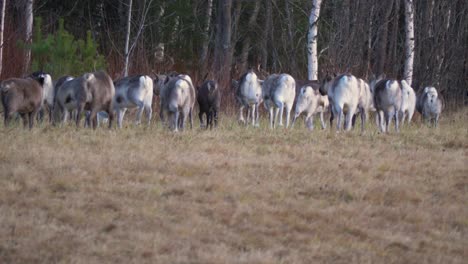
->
[197, 74, 220, 129]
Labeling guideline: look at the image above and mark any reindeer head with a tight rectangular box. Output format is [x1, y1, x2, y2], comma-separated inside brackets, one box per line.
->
[319, 73, 335, 96]
[29, 71, 48, 87]
[424, 87, 438, 104]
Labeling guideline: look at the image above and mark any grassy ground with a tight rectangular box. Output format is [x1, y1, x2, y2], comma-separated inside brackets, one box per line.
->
[0, 109, 467, 263]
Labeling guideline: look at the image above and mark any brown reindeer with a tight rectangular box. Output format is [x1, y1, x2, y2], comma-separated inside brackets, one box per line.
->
[1, 73, 47, 129]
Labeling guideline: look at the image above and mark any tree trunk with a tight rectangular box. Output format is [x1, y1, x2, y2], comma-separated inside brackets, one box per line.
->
[260, 0, 272, 71]
[285, 0, 297, 74]
[307, 0, 322, 81]
[239, 1, 260, 73]
[366, 4, 374, 78]
[375, 0, 393, 76]
[213, 0, 232, 89]
[342, 0, 350, 41]
[390, 0, 401, 76]
[0, 0, 6, 76]
[404, 0, 415, 85]
[199, 0, 213, 68]
[123, 0, 133, 77]
[23, 0, 33, 74]
[231, 0, 242, 44]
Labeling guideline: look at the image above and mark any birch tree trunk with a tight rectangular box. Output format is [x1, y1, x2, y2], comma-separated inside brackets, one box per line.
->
[0, 0, 6, 76]
[404, 0, 415, 85]
[307, 0, 322, 81]
[123, 0, 133, 77]
[23, 0, 33, 74]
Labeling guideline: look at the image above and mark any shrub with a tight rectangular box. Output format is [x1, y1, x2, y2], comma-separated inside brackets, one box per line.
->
[22, 17, 106, 78]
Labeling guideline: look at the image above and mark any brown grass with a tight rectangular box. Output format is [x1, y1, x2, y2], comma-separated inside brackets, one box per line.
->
[0, 110, 467, 263]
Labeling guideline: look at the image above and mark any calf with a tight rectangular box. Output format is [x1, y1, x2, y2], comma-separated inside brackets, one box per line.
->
[234, 70, 263, 127]
[197, 80, 220, 129]
[292, 81, 329, 130]
[371, 79, 402, 133]
[1, 73, 46, 129]
[399, 80, 416, 125]
[416, 86, 443, 127]
[262, 74, 296, 128]
[319, 74, 361, 132]
[160, 74, 195, 132]
[113, 75, 153, 128]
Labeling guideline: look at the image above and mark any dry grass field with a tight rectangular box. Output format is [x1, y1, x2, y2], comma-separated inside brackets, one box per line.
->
[0, 109, 467, 263]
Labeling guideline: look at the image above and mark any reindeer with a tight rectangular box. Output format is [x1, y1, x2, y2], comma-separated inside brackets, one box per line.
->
[417, 86, 443, 127]
[54, 71, 115, 129]
[1, 73, 47, 129]
[29, 71, 54, 123]
[371, 78, 403, 133]
[113, 75, 153, 128]
[319, 74, 362, 132]
[292, 81, 329, 130]
[399, 80, 417, 125]
[197, 79, 220, 129]
[160, 74, 196, 132]
[233, 69, 263, 127]
[262, 73, 296, 128]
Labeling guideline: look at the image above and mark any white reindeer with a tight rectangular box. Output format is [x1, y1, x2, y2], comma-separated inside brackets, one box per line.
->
[262, 73, 296, 128]
[399, 80, 416, 125]
[417, 86, 443, 127]
[371, 79, 403, 133]
[354, 78, 374, 132]
[234, 70, 263, 127]
[292, 82, 329, 130]
[113, 75, 153, 128]
[161, 74, 196, 132]
[319, 74, 361, 132]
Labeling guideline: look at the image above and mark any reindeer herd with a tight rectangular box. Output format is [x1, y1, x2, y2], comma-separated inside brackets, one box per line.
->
[0, 69, 443, 132]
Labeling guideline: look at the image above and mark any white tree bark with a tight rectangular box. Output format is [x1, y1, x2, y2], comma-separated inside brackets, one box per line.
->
[123, 0, 133, 77]
[0, 0, 6, 76]
[404, 0, 415, 86]
[23, 0, 33, 74]
[307, 0, 322, 81]
[123, 0, 152, 77]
